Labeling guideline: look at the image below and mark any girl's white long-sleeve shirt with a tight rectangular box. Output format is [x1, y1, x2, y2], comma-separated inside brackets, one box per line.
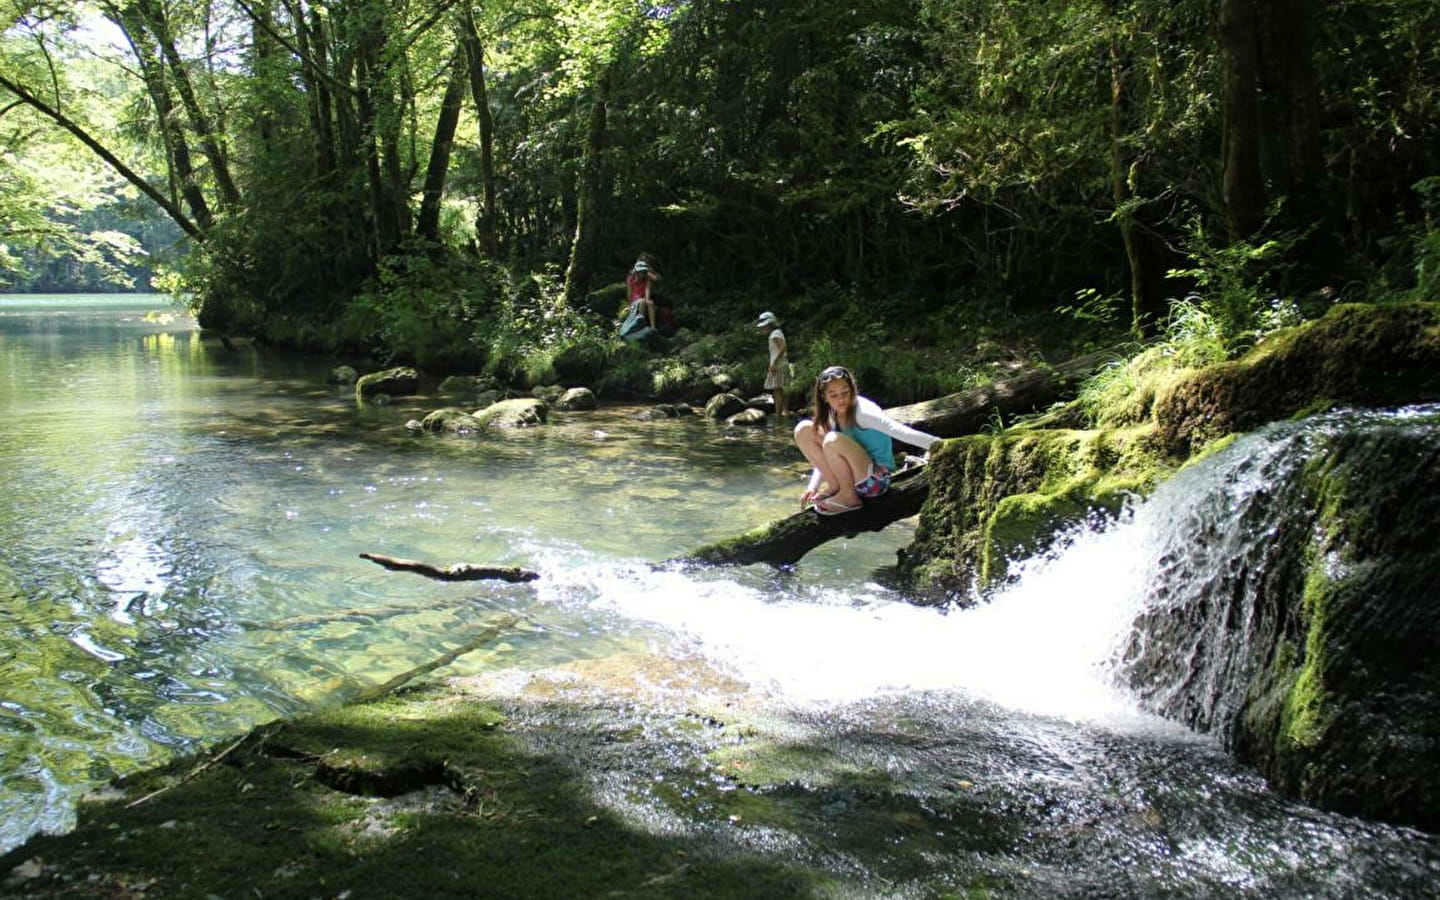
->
[806, 396, 940, 492]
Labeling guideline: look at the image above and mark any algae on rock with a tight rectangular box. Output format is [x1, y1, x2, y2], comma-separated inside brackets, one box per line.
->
[1229, 423, 1440, 833]
[900, 302, 1440, 603]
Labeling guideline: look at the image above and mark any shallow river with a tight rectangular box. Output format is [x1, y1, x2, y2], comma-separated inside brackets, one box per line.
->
[1, 295, 1436, 896]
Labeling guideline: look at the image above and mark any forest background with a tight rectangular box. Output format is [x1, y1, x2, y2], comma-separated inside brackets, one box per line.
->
[3, 0, 1438, 406]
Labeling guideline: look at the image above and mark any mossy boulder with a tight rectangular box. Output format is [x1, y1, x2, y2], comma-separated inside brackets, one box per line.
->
[900, 425, 1164, 600]
[1228, 423, 1440, 832]
[704, 392, 748, 421]
[355, 366, 420, 400]
[419, 408, 483, 434]
[1153, 302, 1440, 456]
[438, 374, 500, 398]
[473, 397, 548, 428]
[903, 302, 1440, 601]
[555, 387, 598, 411]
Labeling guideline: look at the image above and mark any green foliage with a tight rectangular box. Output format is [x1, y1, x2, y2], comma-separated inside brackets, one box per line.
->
[1167, 218, 1309, 355]
[339, 251, 511, 369]
[5, 0, 1439, 385]
[1410, 177, 1440, 302]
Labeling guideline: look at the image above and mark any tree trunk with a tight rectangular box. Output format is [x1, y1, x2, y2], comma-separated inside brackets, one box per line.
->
[563, 67, 610, 308]
[882, 347, 1125, 435]
[1261, 0, 1322, 225]
[111, 2, 214, 231]
[287, 0, 337, 177]
[674, 465, 931, 568]
[139, 0, 241, 206]
[1108, 34, 1166, 339]
[415, 47, 467, 244]
[458, 6, 498, 257]
[675, 348, 1123, 567]
[1219, 0, 1265, 239]
[0, 72, 203, 241]
[355, 50, 401, 258]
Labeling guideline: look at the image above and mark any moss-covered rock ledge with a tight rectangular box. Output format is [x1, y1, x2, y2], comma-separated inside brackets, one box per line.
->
[899, 302, 1440, 599]
[894, 301, 1440, 834]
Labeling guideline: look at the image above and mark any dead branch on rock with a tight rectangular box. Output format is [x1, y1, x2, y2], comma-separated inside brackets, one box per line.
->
[359, 552, 540, 582]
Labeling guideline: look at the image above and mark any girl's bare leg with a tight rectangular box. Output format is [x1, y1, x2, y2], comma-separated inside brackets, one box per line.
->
[793, 420, 838, 497]
[820, 431, 871, 507]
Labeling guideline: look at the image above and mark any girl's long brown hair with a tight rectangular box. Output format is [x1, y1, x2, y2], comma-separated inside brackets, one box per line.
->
[811, 366, 859, 433]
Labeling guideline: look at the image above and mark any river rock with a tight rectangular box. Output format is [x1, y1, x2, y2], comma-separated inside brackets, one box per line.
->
[532, 384, 565, 404]
[655, 363, 742, 404]
[356, 366, 420, 400]
[439, 374, 499, 398]
[555, 387, 597, 411]
[419, 408, 483, 434]
[704, 392, 747, 421]
[474, 398, 547, 428]
[634, 403, 694, 421]
[328, 365, 358, 386]
[726, 408, 768, 427]
[896, 301, 1440, 834]
[473, 390, 501, 410]
[1115, 418, 1440, 834]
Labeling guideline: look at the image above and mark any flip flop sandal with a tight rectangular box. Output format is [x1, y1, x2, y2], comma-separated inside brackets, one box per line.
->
[815, 497, 861, 516]
[806, 491, 838, 510]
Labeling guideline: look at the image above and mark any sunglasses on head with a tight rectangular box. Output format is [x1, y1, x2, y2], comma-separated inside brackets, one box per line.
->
[818, 366, 850, 384]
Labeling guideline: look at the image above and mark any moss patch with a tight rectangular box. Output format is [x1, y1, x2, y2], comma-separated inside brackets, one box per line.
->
[904, 424, 1168, 598]
[903, 302, 1440, 602]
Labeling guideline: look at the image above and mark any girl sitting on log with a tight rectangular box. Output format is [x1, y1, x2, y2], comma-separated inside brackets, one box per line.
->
[794, 366, 941, 515]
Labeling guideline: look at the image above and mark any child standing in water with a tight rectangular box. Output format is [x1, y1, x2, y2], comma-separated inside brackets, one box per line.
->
[794, 366, 940, 515]
[756, 311, 788, 417]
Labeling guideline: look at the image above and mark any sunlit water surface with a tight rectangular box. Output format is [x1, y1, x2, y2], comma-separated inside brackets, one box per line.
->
[1, 295, 1436, 896]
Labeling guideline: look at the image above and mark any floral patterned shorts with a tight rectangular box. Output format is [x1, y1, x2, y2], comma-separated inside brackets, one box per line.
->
[854, 463, 891, 498]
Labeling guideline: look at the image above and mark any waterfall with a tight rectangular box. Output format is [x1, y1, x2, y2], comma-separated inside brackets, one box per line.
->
[1105, 405, 1440, 745]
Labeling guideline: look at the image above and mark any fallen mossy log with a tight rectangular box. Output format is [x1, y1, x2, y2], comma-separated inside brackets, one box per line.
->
[672, 464, 931, 568]
[885, 347, 1122, 435]
[359, 552, 541, 582]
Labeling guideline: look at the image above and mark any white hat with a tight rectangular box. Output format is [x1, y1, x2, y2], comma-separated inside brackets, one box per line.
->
[632, 259, 649, 272]
[756, 311, 779, 328]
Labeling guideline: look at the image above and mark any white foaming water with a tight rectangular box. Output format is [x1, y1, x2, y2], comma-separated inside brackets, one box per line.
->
[530, 417, 1357, 731]
[537, 508, 1169, 726]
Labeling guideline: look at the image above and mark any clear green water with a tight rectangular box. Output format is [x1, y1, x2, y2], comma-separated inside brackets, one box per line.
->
[0, 294, 909, 849]
[2, 296, 1437, 897]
